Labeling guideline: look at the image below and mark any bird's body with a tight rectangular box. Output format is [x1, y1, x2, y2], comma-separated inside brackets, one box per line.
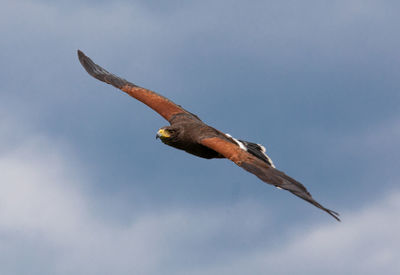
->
[77, 50, 340, 221]
[157, 115, 225, 159]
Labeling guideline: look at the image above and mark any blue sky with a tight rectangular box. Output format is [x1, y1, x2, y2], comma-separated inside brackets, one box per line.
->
[1, 0, 400, 274]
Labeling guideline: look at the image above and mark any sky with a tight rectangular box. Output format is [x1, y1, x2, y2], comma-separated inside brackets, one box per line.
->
[1, 0, 400, 274]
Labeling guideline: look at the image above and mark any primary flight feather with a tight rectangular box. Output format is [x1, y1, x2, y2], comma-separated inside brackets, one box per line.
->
[77, 50, 340, 221]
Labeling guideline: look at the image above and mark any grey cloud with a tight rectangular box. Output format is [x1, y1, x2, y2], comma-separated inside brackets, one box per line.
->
[1, 1, 400, 273]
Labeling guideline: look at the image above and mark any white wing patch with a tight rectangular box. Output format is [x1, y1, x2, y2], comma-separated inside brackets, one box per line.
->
[257, 143, 276, 168]
[226, 133, 276, 168]
[225, 133, 247, 151]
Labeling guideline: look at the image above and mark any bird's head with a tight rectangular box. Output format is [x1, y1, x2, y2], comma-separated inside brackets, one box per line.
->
[156, 126, 180, 145]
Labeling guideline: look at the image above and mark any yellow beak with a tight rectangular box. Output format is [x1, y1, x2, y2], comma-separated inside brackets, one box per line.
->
[156, 128, 170, 139]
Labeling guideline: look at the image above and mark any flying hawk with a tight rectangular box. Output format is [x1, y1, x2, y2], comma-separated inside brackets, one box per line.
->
[77, 50, 340, 221]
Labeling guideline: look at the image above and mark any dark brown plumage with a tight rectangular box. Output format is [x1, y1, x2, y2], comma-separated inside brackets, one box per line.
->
[77, 50, 340, 221]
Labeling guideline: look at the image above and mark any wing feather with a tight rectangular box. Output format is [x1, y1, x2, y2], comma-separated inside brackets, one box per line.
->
[200, 137, 340, 221]
[77, 50, 192, 123]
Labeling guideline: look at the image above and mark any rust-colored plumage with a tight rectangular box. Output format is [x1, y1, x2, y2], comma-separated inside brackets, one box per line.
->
[77, 50, 340, 221]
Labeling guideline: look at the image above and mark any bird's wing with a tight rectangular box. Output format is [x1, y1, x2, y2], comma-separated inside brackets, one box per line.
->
[200, 136, 340, 221]
[78, 50, 195, 123]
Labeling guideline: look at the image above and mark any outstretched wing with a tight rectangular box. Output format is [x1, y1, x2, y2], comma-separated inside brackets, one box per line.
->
[200, 136, 340, 221]
[77, 50, 194, 123]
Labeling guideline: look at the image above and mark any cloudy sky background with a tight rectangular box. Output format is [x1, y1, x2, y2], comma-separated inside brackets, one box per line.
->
[1, 0, 400, 274]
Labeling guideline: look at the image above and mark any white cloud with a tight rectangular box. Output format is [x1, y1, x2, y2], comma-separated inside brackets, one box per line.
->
[190, 192, 400, 275]
[0, 121, 271, 274]
[0, 121, 399, 275]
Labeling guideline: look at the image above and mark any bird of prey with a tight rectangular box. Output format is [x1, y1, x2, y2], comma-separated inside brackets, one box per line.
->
[77, 50, 340, 221]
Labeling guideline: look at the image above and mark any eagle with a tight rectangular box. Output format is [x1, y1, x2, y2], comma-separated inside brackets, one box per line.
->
[77, 50, 340, 221]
